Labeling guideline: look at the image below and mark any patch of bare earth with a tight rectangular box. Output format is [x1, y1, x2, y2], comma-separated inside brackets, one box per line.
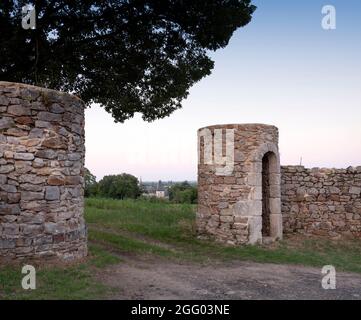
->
[95, 256, 361, 300]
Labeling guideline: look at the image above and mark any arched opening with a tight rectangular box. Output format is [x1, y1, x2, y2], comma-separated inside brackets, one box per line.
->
[261, 152, 273, 237]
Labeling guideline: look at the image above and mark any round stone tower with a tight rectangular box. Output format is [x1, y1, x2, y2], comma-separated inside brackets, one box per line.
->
[197, 124, 282, 245]
[0, 82, 87, 263]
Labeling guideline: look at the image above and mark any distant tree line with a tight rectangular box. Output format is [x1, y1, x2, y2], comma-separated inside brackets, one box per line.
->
[85, 168, 197, 204]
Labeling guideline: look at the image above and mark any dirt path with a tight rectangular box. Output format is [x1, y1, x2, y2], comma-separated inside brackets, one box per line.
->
[96, 256, 361, 300]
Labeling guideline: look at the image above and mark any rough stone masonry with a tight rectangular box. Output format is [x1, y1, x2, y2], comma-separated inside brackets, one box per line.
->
[197, 124, 282, 245]
[197, 123, 361, 245]
[282, 166, 361, 238]
[0, 81, 87, 263]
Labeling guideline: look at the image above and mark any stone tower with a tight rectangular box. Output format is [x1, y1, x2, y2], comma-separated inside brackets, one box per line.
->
[197, 124, 282, 245]
[0, 82, 87, 263]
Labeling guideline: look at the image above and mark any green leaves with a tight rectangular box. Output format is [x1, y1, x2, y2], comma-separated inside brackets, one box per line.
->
[98, 173, 141, 199]
[0, 1, 255, 122]
[169, 181, 197, 204]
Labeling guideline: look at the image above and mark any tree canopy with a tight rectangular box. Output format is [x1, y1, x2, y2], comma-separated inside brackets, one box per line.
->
[0, 1, 255, 122]
[98, 173, 141, 199]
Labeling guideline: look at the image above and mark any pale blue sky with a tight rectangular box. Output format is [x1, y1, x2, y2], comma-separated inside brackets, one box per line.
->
[85, 0, 361, 181]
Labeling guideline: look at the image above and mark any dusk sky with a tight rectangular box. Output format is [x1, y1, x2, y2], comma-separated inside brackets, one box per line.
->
[85, 0, 361, 181]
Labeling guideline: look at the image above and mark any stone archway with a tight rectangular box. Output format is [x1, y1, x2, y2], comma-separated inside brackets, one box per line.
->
[262, 152, 272, 237]
[261, 151, 281, 241]
[250, 142, 282, 243]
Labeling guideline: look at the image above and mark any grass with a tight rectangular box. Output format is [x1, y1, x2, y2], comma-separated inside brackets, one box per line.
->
[89, 229, 173, 257]
[86, 197, 195, 243]
[1, 197, 361, 299]
[86, 198, 361, 273]
[0, 244, 120, 300]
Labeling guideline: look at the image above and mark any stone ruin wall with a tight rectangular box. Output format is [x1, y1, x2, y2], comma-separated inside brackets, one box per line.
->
[0, 81, 87, 263]
[281, 165, 361, 238]
[197, 124, 282, 245]
[197, 123, 361, 245]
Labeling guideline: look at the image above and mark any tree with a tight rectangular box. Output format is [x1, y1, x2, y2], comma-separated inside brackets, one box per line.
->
[0, 1, 256, 122]
[169, 181, 197, 204]
[98, 173, 141, 199]
[84, 167, 98, 197]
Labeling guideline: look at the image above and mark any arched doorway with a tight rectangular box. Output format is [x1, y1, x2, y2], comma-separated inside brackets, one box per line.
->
[261, 151, 281, 240]
[247, 143, 282, 244]
[262, 152, 272, 237]
[262, 152, 271, 237]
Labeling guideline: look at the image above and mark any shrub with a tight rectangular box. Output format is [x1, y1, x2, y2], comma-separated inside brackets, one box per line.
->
[98, 173, 141, 200]
[169, 181, 197, 204]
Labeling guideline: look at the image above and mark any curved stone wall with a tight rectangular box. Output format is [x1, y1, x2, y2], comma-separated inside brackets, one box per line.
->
[197, 124, 282, 245]
[0, 81, 87, 263]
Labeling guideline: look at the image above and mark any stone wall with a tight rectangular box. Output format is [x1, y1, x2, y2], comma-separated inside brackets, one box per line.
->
[197, 124, 282, 245]
[0, 81, 87, 263]
[197, 123, 361, 245]
[281, 165, 361, 238]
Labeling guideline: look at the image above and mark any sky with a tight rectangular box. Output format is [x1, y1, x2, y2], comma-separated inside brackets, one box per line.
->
[85, 0, 361, 182]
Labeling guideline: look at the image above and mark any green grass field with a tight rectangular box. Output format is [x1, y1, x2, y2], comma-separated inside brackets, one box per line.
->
[1, 198, 361, 299]
[85, 198, 361, 271]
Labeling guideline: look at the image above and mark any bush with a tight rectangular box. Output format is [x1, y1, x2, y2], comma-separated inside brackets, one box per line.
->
[169, 181, 197, 204]
[98, 173, 141, 200]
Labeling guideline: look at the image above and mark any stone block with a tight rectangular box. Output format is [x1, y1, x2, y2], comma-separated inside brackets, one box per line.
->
[234, 200, 262, 216]
[269, 184, 281, 198]
[247, 173, 261, 186]
[45, 186, 60, 201]
[14, 152, 35, 161]
[37, 111, 62, 122]
[7, 105, 31, 116]
[270, 198, 281, 214]
[47, 175, 65, 186]
[0, 165, 15, 174]
[0, 184, 17, 193]
[269, 173, 281, 186]
[349, 187, 361, 195]
[248, 216, 262, 244]
[0, 117, 15, 130]
[220, 216, 233, 223]
[270, 214, 283, 239]
[21, 191, 44, 201]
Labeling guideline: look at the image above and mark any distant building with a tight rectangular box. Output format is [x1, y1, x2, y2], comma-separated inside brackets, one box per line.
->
[155, 180, 168, 198]
[141, 179, 197, 199]
[155, 190, 166, 198]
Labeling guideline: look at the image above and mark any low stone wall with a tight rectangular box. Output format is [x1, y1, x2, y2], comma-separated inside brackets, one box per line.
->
[281, 165, 361, 238]
[0, 81, 87, 263]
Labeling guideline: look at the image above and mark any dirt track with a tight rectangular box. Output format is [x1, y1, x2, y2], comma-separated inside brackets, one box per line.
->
[96, 256, 361, 300]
